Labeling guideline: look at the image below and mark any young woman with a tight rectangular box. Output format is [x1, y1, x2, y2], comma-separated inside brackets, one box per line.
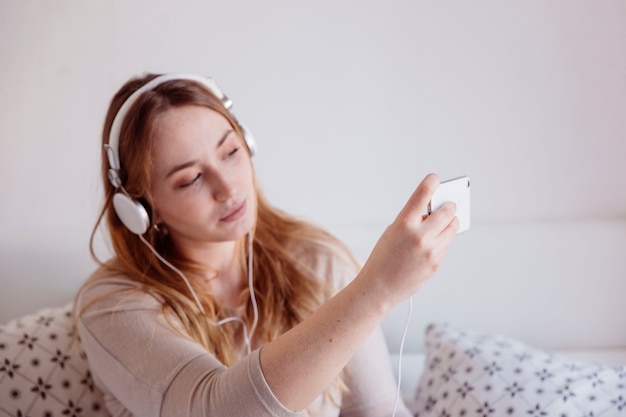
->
[75, 73, 459, 417]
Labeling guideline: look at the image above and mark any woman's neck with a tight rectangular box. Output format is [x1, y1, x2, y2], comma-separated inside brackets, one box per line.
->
[187, 239, 246, 310]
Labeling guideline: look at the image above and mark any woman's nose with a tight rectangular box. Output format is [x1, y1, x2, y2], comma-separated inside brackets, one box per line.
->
[211, 172, 235, 202]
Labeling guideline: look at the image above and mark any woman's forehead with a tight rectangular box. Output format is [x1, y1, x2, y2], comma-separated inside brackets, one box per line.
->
[154, 106, 229, 145]
[151, 106, 234, 171]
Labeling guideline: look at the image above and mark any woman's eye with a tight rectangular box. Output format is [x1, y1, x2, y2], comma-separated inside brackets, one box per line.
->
[226, 147, 240, 158]
[180, 173, 201, 188]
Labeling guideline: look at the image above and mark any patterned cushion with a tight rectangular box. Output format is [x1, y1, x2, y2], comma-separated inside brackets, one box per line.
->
[412, 323, 626, 417]
[0, 303, 110, 417]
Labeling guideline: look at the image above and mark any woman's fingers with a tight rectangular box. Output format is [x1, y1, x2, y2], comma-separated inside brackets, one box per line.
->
[397, 173, 458, 239]
[423, 201, 459, 240]
[396, 173, 441, 226]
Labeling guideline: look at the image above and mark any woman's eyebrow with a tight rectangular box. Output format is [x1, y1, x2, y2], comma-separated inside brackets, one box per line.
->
[165, 160, 197, 179]
[216, 129, 234, 149]
[164, 130, 234, 179]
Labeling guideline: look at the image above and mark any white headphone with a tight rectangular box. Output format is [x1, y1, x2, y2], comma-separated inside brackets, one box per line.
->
[104, 74, 257, 235]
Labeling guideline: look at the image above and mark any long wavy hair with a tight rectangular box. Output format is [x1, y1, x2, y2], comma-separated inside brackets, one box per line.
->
[78, 73, 360, 399]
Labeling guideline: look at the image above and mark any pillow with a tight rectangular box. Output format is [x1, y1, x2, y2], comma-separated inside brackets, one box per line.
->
[411, 323, 626, 417]
[0, 303, 110, 417]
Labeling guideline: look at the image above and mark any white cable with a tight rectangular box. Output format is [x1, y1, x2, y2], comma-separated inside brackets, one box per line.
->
[139, 234, 206, 314]
[247, 232, 260, 352]
[391, 295, 413, 417]
[216, 316, 251, 351]
[139, 232, 259, 355]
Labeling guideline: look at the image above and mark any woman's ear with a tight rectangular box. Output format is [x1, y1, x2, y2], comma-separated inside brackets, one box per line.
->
[152, 210, 163, 232]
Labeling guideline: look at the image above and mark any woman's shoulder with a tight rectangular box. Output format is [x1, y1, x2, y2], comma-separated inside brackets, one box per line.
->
[82, 259, 140, 289]
[291, 231, 362, 292]
[75, 259, 159, 312]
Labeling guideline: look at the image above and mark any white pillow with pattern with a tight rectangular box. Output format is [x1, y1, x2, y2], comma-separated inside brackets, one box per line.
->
[0, 303, 110, 417]
[412, 323, 626, 417]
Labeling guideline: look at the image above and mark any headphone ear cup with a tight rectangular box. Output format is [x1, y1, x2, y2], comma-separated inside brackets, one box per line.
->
[239, 122, 257, 156]
[112, 192, 151, 235]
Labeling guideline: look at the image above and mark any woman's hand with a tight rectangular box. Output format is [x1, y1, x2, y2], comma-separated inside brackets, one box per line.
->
[357, 173, 459, 311]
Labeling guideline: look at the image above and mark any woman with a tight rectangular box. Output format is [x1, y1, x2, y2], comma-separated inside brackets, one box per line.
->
[75, 73, 459, 417]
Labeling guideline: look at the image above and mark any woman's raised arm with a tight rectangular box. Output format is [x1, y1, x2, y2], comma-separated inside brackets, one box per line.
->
[259, 173, 459, 411]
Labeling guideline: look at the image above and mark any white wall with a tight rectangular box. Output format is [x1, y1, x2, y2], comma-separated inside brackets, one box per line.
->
[1, 1, 625, 347]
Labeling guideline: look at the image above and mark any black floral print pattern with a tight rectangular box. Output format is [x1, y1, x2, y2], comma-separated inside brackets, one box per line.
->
[0, 304, 110, 417]
[412, 323, 626, 417]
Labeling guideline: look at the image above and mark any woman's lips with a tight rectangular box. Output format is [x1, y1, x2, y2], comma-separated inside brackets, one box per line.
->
[220, 200, 246, 222]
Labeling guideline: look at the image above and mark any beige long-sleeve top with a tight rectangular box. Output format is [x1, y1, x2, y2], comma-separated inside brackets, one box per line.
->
[76, 259, 412, 417]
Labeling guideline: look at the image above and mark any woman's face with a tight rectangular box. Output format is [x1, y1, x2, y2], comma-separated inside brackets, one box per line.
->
[150, 105, 256, 252]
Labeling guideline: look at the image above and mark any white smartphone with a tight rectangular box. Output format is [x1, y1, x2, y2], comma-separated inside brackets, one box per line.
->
[428, 176, 471, 234]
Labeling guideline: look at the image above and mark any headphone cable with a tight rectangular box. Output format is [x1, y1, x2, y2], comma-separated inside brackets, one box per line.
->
[138, 233, 259, 355]
[391, 294, 413, 417]
[139, 234, 206, 314]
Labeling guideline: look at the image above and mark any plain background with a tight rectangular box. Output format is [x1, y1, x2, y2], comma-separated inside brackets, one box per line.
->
[1, 1, 625, 350]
